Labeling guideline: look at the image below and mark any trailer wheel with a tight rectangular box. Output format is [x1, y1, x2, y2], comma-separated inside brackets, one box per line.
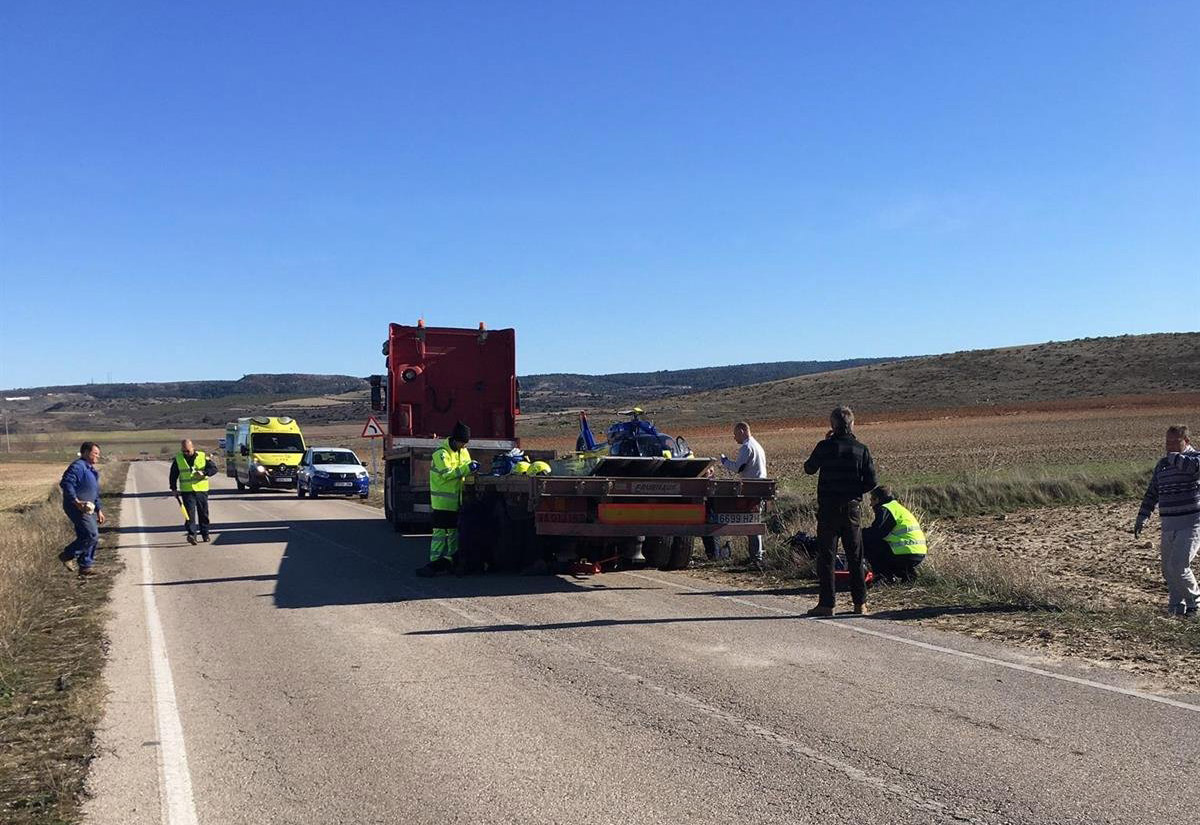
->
[665, 536, 695, 570]
[492, 518, 520, 571]
[643, 537, 671, 569]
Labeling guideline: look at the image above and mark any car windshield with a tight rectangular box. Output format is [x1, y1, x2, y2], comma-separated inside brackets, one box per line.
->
[313, 450, 359, 465]
[252, 433, 305, 453]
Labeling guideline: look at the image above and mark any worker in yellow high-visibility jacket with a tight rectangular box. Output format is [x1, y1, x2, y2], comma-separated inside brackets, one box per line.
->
[862, 486, 927, 581]
[416, 421, 479, 577]
[169, 439, 219, 545]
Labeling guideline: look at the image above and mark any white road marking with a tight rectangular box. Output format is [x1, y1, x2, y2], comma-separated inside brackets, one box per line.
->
[618, 570, 1200, 715]
[129, 471, 201, 825]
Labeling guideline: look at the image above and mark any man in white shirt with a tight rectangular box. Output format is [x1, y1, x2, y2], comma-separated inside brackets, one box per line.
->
[715, 421, 769, 567]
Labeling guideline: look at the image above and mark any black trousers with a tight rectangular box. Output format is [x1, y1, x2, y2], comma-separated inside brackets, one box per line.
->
[181, 491, 210, 538]
[816, 499, 866, 607]
[864, 534, 924, 580]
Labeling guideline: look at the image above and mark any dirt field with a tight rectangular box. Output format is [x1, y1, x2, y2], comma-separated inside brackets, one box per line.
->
[878, 503, 1198, 687]
[521, 402, 1180, 483]
[0, 462, 67, 516]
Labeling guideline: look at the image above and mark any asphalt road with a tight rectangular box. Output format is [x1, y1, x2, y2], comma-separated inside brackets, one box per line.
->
[85, 462, 1198, 825]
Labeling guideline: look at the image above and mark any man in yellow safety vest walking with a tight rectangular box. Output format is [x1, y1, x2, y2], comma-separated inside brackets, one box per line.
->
[169, 438, 219, 545]
[862, 485, 927, 581]
[416, 421, 479, 577]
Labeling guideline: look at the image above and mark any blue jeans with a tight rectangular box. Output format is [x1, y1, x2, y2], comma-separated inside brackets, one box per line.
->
[62, 510, 99, 569]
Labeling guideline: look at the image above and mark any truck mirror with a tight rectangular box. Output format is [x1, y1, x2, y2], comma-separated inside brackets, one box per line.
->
[240, 445, 249, 456]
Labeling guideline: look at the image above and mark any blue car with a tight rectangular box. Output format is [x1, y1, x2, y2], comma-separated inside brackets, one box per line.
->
[297, 447, 370, 499]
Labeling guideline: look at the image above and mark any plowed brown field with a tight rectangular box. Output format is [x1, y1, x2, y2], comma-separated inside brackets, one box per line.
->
[524, 398, 1187, 483]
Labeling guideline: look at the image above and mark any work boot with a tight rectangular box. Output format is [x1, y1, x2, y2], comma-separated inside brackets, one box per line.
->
[200, 534, 210, 543]
[852, 603, 868, 615]
[61, 556, 79, 574]
[187, 534, 198, 546]
[415, 558, 452, 578]
[805, 605, 834, 618]
[78, 567, 97, 578]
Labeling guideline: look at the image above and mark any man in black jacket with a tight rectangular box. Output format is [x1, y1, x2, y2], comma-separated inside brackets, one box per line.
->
[803, 406, 877, 616]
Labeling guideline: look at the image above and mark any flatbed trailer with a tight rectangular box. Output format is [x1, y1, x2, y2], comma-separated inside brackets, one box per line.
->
[460, 470, 776, 572]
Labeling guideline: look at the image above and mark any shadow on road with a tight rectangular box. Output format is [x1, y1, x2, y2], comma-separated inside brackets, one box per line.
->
[406, 613, 806, 636]
[114, 520, 286, 536]
[679, 586, 822, 598]
[209, 489, 298, 501]
[865, 604, 1028, 621]
[117, 489, 174, 499]
[140, 507, 657, 609]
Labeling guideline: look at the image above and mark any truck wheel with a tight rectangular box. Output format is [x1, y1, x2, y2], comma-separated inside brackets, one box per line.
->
[665, 536, 695, 570]
[492, 517, 523, 572]
[643, 537, 671, 569]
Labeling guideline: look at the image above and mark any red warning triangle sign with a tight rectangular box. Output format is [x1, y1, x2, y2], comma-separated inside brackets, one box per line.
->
[361, 415, 385, 438]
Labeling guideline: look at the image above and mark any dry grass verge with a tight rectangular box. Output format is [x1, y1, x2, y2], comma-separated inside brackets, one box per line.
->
[0, 461, 128, 824]
[897, 465, 1149, 519]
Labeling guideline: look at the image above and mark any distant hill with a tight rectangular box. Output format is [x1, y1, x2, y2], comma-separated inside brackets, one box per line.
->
[517, 358, 902, 413]
[0, 374, 371, 433]
[0, 360, 902, 432]
[652, 333, 1200, 425]
[2, 374, 365, 401]
[5, 334, 1194, 434]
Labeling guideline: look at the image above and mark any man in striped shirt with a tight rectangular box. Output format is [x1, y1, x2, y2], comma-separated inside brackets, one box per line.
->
[1135, 425, 1200, 617]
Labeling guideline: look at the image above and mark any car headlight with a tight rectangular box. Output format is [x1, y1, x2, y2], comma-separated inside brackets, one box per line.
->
[314, 470, 330, 478]
[356, 470, 368, 478]
[255, 464, 266, 474]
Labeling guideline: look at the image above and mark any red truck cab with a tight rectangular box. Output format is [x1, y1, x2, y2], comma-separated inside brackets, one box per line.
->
[372, 321, 521, 528]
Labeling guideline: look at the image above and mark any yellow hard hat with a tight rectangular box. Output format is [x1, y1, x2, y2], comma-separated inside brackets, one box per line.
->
[530, 460, 552, 476]
[512, 461, 532, 476]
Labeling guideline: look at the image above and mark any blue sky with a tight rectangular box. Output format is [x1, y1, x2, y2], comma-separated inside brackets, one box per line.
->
[2, 1, 1196, 388]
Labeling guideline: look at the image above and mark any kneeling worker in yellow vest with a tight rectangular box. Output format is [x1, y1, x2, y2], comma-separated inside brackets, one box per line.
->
[417, 421, 479, 577]
[169, 439, 219, 546]
[862, 486, 927, 581]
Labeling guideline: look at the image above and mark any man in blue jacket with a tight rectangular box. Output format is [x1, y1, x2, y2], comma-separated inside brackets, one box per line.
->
[59, 441, 106, 576]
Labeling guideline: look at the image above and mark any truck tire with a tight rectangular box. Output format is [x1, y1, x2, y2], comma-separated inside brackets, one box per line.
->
[492, 514, 527, 572]
[643, 537, 671, 569]
[665, 536, 695, 570]
[383, 473, 393, 516]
